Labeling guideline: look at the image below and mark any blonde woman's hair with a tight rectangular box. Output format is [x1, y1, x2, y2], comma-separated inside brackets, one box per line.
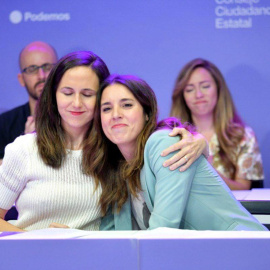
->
[170, 58, 245, 179]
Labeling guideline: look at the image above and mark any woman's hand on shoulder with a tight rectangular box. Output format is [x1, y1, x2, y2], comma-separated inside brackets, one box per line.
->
[161, 127, 209, 172]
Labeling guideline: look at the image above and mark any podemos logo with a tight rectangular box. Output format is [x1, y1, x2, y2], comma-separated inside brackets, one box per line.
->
[9, 10, 23, 24]
[9, 10, 70, 24]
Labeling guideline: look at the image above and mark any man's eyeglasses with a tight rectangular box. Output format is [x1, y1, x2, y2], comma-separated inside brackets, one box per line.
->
[21, 63, 55, 74]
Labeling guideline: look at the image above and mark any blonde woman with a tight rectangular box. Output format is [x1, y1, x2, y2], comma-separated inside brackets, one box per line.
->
[170, 58, 264, 190]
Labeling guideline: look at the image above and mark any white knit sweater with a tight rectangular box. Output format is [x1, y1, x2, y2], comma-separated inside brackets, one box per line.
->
[0, 134, 102, 231]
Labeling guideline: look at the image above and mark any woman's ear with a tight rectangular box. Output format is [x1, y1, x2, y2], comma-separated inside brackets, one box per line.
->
[145, 115, 149, 121]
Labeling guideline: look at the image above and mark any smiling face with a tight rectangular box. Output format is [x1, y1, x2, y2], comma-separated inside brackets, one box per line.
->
[183, 67, 218, 119]
[100, 83, 147, 160]
[56, 66, 99, 137]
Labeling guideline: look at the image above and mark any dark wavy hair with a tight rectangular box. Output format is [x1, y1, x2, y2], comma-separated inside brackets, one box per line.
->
[35, 51, 110, 167]
[85, 74, 158, 214]
[156, 117, 195, 134]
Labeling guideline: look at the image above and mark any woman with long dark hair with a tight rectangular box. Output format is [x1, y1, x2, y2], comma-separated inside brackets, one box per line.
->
[89, 74, 266, 231]
[0, 51, 109, 231]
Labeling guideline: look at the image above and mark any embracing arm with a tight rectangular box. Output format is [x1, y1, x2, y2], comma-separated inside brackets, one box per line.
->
[161, 128, 208, 172]
[144, 130, 198, 229]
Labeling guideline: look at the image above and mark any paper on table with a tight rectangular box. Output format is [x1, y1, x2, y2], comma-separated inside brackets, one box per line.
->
[1, 227, 270, 240]
[0, 228, 92, 239]
[0, 231, 23, 238]
[134, 227, 270, 239]
[231, 190, 251, 200]
[245, 188, 270, 200]
[80, 230, 139, 239]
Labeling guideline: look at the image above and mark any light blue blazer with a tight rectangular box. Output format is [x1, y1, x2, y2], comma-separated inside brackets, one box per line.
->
[100, 130, 267, 231]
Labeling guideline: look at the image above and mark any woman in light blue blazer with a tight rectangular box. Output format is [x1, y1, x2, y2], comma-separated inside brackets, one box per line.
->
[88, 74, 267, 231]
